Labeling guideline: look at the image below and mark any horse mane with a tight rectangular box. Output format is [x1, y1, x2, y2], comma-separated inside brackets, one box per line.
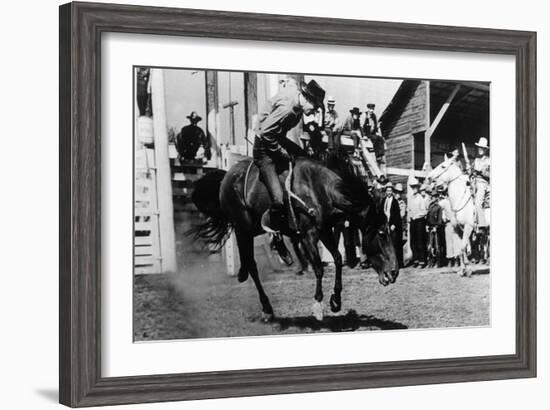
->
[323, 147, 372, 208]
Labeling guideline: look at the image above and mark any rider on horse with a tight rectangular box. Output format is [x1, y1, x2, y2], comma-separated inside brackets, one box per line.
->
[470, 137, 490, 228]
[253, 79, 326, 234]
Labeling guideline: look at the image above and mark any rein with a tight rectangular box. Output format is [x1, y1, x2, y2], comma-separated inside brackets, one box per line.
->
[243, 160, 255, 208]
[433, 162, 472, 215]
[447, 174, 473, 214]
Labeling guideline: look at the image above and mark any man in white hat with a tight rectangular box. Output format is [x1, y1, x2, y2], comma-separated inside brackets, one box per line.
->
[407, 177, 428, 268]
[324, 96, 339, 130]
[323, 96, 339, 151]
[471, 137, 490, 227]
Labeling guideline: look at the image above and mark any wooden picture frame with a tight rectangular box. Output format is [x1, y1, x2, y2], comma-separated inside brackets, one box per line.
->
[59, 1, 536, 407]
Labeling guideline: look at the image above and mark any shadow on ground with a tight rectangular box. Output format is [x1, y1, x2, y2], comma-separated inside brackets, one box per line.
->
[272, 309, 408, 332]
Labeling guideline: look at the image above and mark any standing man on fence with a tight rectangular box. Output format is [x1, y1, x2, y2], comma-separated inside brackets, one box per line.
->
[363, 103, 386, 173]
[176, 111, 212, 163]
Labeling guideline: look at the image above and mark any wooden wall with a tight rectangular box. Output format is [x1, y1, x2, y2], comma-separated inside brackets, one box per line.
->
[383, 81, 428, 171]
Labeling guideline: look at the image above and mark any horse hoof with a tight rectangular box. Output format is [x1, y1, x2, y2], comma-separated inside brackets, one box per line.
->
[312, 301, 324, 321]
[237, 271, 249, 283]
[261, 312, 274, 323]
[329, 294, 341, 313]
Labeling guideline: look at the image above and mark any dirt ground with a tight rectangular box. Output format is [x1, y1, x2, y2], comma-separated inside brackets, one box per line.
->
[133, 263, 490, 341]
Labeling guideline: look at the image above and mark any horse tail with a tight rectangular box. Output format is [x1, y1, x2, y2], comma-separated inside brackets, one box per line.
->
[189, 170, 233, 250]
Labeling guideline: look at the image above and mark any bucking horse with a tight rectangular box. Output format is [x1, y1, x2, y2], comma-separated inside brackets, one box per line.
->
[191, 154, 398, 321]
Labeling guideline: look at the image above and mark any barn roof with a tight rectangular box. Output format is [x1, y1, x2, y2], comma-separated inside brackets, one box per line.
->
[380, 79, 490, 134]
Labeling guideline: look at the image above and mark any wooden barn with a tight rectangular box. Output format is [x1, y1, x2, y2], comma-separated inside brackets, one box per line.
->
[380, 80, 490, 186]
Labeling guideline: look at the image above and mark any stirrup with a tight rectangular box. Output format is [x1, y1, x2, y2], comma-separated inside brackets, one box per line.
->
[260, 210, 278, 234]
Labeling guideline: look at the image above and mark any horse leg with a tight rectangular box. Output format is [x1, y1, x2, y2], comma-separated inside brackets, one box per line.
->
[301, 229, 325, 320]
[291, 236, 308, 276]
[459, 224, 474, 277]
[235, 230, 274, 319]
[341, 221, 359, 268]
[320, 228, 343, 313]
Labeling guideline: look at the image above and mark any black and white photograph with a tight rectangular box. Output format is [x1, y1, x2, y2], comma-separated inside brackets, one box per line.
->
[133, 67, 491, 341]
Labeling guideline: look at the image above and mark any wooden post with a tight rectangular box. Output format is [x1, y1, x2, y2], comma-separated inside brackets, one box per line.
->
[150, 69, 177, 273]
[206, 70, 219, 168]
[424, 80, 431, 169]
[244, 72, 258, 156]
[427, 84, 461, 137]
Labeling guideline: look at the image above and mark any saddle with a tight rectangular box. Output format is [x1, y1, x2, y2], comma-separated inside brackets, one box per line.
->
[243, 159, 316, 235]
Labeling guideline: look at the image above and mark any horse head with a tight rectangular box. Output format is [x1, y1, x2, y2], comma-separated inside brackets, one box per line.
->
[427, 156, 462, 186]
[359, 197, 399, 286]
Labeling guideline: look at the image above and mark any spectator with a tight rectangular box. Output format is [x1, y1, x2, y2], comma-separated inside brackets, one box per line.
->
[407, 177, 428, 268]
[136, 67, 152, 117]
[383, 182, 404, 268]
[176, 111, 211, 162]
[426, 187, 447, 267]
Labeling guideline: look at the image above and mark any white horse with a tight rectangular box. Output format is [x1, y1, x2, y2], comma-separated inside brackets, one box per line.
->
[427, 158, 475, 277]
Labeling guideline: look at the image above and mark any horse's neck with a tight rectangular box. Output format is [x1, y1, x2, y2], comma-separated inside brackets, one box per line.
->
[447, 174, 468, 207]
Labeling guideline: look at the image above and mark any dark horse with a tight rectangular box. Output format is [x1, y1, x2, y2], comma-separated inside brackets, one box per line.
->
[191, 157, 398, 321]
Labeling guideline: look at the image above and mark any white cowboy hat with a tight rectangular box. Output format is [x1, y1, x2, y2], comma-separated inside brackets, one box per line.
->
[385, 181, 394, 189]
[394, 183, 404, 192]
[409, 176, 421, 187]
[475, 137, 490, 149]
[327, 96, 336, 104]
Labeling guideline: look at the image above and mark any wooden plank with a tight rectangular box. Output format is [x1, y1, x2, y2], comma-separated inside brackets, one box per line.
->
[135, 208, 159, 217]
[386, 167, 426, 178]
[135, 255, 159, 266]
[135, 236, 153, 246]
[172, 173, 203, 182]
[168, 143, 178, 159]
[135, 245, 154, 256]
[135, 221, 152, 231]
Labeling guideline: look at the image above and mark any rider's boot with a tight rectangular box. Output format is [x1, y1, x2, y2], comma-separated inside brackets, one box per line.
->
[261, 203, 286, 234]
[261, 204, 294, 266]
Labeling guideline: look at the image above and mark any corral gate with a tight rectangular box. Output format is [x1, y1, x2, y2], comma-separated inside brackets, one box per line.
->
[134, 69, 177, 274]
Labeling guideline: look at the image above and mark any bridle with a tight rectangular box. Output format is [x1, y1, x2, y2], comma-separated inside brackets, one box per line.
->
[431, 161, 472, 214]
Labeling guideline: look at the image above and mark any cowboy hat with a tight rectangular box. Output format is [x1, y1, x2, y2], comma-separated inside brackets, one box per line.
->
[385, 181, 394, 189]
[422, 184, 433, 194]
[300, 79, 326, 108]
[409, 176, 421, 187]
[186, 111, 202, 122]
[475, 137, 490, 150]
[349, 107, 362, 115]
[327, 96, 336, 104]
[394, 183, 404, 192]
[366, 103, 376, 109]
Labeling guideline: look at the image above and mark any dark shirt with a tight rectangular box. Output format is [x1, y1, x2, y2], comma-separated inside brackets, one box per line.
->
[256, 91, 304, 155]
[337, 114, 362, 134]
[176, 124, 210, 161]
[427, 200, 444, 226]
[363, 111, 378, 136]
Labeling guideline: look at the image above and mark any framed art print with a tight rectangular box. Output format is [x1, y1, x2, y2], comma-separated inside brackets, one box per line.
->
[59, 2, 536, 407]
